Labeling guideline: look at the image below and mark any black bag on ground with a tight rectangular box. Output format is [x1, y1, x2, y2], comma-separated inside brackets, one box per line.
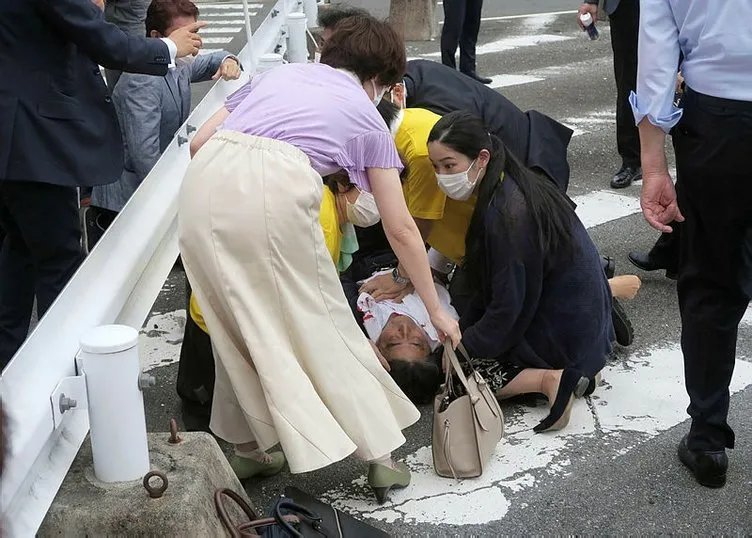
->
[215, 487, 391, 537]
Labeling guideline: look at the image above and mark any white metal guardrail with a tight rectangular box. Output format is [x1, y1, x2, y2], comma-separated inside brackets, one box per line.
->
[0, 1, 316, 535]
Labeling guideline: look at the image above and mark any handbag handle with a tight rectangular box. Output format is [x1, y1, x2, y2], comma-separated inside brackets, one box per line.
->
[215, 488, 260, 538]
[443, 344, 480, 401]
[273, 498, 324, 537]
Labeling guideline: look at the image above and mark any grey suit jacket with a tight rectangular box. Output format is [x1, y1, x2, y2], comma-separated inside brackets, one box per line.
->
[92, 52, 231, 212]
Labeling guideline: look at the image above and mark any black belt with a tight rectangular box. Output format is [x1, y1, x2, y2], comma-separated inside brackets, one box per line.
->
[686, 87, 752, 112]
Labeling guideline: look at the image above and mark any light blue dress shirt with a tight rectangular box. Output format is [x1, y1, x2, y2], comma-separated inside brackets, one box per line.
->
[630, 0, 752, 133]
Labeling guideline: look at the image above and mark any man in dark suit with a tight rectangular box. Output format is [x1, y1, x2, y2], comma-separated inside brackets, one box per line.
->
[579, 0, 641, 189]
[0, 0, 205, 369]
[440, 0, 490, 84]
[403, 59, 573, 193]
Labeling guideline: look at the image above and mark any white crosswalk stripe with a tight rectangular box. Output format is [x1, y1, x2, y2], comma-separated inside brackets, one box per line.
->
[137, 10, 752, 534]
[196, 2, 264, 54]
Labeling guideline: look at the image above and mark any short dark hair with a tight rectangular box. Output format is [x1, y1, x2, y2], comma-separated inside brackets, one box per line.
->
[145, 0, 199, 36]
[320, 16, 406, 86]
[388, 351, 443, 405]
[317, 3, 371, 29]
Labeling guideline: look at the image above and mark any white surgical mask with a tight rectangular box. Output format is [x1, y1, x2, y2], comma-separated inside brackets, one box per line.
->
[436, 159, 481, 201]
[346, 190, 381, 228]
[371, 79, 387, 106]
[175, 54, 197, 68]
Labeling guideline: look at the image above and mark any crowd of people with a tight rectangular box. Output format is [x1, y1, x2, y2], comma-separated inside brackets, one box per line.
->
[0, 0, 749, 515]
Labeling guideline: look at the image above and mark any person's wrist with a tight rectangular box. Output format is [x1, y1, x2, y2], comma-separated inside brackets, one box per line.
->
[392, 266, 410, 285]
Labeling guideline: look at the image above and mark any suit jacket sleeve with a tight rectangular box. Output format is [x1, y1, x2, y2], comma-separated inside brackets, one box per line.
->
[190, 51, 235, 83]
[36, 0, 170, 76]
[114, 75, 164, 180]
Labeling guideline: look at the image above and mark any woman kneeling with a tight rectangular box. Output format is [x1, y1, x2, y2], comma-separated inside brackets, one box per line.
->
[427, 111, 613, 433]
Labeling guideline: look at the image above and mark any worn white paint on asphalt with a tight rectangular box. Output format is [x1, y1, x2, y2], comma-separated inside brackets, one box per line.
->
[423, 34, 573, 58]
[322, 347, 752, 526]
[572, 190, 642, 229]
[139, 310, 187, 372]
[489, 74, 545, 89]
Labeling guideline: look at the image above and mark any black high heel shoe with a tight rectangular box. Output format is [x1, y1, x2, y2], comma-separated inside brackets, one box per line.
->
[580, 372, 603, 398]
[534, 369, 589, 433]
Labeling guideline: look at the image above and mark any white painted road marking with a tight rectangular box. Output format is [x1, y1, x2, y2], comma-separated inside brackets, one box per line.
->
[489, 74, 545, 89]
[323, 348, 752, 525]
[423, 34, 573, 58]
[573, 190, 642, 229]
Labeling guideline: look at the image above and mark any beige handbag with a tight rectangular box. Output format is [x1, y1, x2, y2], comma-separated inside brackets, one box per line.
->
[432, 343, 504, 479]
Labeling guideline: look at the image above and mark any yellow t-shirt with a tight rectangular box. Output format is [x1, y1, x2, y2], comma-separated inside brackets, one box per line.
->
[395, 108, 476, 264]
[189, 188, 343, 334]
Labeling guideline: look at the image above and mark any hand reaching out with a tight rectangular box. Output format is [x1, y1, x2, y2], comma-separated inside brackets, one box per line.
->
[213, 57, 242, 81]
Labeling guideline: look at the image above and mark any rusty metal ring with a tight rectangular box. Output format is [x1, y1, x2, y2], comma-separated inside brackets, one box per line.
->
[143, 471, 168, 499]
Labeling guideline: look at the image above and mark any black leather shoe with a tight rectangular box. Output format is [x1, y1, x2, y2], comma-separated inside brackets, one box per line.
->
[678, 435, 727, 488]
[627, 251, 678, 280]
[601, 255, 615, 279]
[610, 165, 642, 189]
[611, 298, 634, 346]
[462, 71, 492, 85]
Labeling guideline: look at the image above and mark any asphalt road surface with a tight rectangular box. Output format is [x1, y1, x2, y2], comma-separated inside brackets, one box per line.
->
[136, 1, 752, 535]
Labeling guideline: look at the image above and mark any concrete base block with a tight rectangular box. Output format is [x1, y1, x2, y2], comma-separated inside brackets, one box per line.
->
[39, 432, 252, 537]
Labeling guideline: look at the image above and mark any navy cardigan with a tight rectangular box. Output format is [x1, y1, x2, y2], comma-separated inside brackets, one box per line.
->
[459, 176, 613, 377]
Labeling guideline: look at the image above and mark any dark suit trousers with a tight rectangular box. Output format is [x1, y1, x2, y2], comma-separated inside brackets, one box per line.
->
[674, 89, 752, 452]
[608, 0, 640, 167]
[648, 222, 681, 272]
[0, 181, 83, 369]
[441, 0, 484, 74]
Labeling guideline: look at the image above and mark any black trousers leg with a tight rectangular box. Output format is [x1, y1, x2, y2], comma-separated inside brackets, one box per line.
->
[0, 181, 83, 368]
[675, 91, 752, 452]
[441, 0, 468, 70]
[648, 221, 681, 272]
[608, 0, 640, 167]
[458, 0, 484, 75]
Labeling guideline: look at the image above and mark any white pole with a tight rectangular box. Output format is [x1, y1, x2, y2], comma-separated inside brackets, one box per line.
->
[79, 325, 150, 483]
[257, 53, 284, 72]
[303, 0, 319, 29]
[287, 12, 308, 64]
[241, 0, 255, 66]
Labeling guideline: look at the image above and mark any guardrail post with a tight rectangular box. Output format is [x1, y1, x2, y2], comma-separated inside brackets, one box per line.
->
[303, 0, 319, 28]
[79, 325, 151, 482]
[258, 53, 284, 72]
[287, 12, 308, 63]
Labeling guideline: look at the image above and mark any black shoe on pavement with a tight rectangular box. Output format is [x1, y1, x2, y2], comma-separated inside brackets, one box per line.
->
[601, 255, 616, 279]
[678, 434, 727, 488]
[627, 251, 678, 280]
[610, 165, 642, 189]
[611, 298, 634, 347]
[462, 71, 492, 85]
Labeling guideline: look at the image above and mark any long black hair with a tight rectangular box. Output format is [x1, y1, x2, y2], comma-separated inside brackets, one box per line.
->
[427, 111, 575, 283]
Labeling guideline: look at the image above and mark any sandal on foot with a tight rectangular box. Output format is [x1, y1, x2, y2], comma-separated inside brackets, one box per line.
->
[230, 451, 286, 480]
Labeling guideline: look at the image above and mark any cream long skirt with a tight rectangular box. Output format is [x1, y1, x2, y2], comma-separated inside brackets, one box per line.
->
[178, 131, 420, 474]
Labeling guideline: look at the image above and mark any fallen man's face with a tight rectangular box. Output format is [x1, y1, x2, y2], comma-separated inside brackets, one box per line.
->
[376, 314, 432, 364]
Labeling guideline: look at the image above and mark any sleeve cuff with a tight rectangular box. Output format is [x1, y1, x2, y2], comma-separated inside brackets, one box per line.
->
[160, 37, 178, 69]
[629, 91, 683, 133]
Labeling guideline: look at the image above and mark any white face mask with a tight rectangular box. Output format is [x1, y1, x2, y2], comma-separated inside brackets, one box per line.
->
[371, 79, 387, 106]
[436, 159, 481, 201]
[175, 54, 197, 68]
[346, 190, 381, 228]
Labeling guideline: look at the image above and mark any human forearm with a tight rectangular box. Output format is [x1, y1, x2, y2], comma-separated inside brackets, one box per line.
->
[369, 169, 442, 314]
[638, 119, 669, 176]
[190, 107, 230, 158]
